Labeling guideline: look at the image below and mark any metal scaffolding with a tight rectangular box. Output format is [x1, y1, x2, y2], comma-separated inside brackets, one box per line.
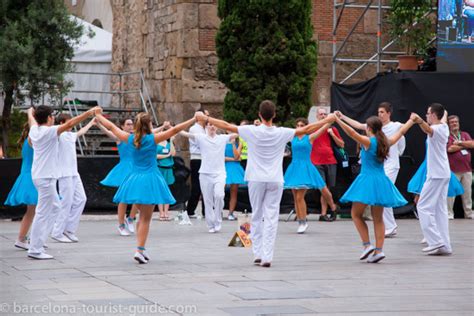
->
[332, 1, 437, 84]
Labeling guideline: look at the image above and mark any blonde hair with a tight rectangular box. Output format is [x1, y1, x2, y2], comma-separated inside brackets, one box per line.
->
[133, 113, 152, 149]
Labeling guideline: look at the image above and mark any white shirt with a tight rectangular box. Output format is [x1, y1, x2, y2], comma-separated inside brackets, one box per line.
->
[59, 132, 79, 177]
[383, 121, 406, 170]
[238, 125, 295, 183]
[29, 125, 60, 180]
[193, 134, 230, 175]
[189, 123, 206, 160]
[426, 123, 450, 179]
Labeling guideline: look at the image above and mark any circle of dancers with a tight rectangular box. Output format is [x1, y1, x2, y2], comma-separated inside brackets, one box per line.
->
[4, 100, 469, 265]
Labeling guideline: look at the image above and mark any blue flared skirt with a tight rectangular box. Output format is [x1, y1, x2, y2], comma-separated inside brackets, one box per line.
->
[113, 169, 176, 205]
[100, 161, 133, 187]
[407, 160, 464, 197]
[225, 162, 246, 185]
[340, 172, 407, 207]
[158, 167, 175, 185]
[4, 172, 38, 206]
[284, 160, 326, 189]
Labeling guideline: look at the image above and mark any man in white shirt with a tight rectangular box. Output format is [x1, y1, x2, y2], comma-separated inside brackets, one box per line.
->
[411, 104, 452, 256]
[27, 106, 97, 259]
[337, 102, 406, 236]
[51, 114, 95, 243]
[196, 100, 336, 267]
[186, 108, 209, 218]
[181, 124, 238, 232]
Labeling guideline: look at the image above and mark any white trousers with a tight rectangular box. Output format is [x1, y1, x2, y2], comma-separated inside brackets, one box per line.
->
[52, 176, 87, 237]
[418, 178, 451, 251]
[383, 167, 399, 231]
[28, 178, 61, 254]
[199, 173, 225, 230]
[248, 181, 283, 263]
[447, 172, 472, 219]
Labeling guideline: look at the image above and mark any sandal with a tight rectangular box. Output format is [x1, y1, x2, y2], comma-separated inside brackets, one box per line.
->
[159, 215, 166, 221]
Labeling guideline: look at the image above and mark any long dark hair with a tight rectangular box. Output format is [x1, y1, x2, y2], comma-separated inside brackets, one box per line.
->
[18, 122, 30, 148]
[133, 113, 152, 149]
[366, 116, 389, 162]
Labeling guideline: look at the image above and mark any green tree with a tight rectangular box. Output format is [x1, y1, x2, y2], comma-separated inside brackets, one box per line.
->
[0, 0, 86, 153]
[216, 0, 317, 125]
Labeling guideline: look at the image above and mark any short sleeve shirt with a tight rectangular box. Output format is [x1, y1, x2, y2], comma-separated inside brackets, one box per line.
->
[29, 125, 60, 180]
[238, 125, 295, 183]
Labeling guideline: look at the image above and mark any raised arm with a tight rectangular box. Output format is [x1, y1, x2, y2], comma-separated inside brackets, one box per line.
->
[388, 119, 415, 146]
[295, 114, 336, 137]
[329, 127, 345, 148]
[152, 121, 171, 133]
[76, 118, 95, 137]
[335, 111, 366, 131]
[96, 121, 119, 142]
[57, 107, 97, 135]
[154, 116, 196, 144]
[336, 117, 371, 149]
[179, 131, 196, 139]
[27, 107, 38, 127]
[203, 116, 239, 133]
[411, 113, 433, 137]
[309, 123, 331, 143]
[95, 113, 130, 142]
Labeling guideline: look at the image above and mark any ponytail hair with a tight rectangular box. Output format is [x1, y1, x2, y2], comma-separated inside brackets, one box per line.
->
[133, 113, 152, 149]
[366, 116, 389, 162]
[18, 122, 30, 148]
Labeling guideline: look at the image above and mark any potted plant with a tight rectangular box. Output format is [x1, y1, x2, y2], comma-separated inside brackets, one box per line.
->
[387, 0, 435, 70]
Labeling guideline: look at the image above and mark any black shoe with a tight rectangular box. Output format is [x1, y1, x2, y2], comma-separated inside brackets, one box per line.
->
[253, 258, 261, 265]
[319, 215, 331, 222]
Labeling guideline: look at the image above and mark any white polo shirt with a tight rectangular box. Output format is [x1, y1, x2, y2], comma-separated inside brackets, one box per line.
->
[238, 125, 295, 183]
[58, 131, 79, 178]
[426, 123, 450, 179]
[29, 125, 60, 180]
[193, 134, 231, 175]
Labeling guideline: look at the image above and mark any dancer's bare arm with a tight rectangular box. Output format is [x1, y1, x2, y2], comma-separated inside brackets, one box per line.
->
[335, 111, 366, 130]
[154, 116, 196, 144]
[57, 107, 98, 135]
[95, 113, 130, 142]
[388, 119, 415, 146]
[336, 117, 371, 149]
[295, 114, 336, 136]
[76, 118, 96, 137]
[202, 115, 239, 134]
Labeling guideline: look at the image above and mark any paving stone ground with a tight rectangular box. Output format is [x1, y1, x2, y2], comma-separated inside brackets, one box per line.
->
[1, 210, 473, 316]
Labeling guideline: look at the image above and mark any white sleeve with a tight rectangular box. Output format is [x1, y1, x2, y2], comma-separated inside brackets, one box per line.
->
[282, 128, 296, 143]
[49, 126, 60, 139]
[237, 125, 252, 142]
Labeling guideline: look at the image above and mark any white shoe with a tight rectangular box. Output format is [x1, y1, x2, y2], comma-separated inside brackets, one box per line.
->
[63, 231, 78, 242]
[428, 246, 452, 256]
[448, 215, 454, 220]
[422, 244, 444, 252]
[359, 245, 375, 260]
[297, 222, 308, 234]
[142, 250, 150, 261]
[118, 225, 131, 236]
[208, 228, 216, 233]
[367, 252, 385, 263]
[134, 251, 148, 264]
[15, 240, 29, 250]
[228, 213, 237, 221]
[384, 227, 397, 238]
[51, 234, 73, 243]
[214, 224, 222, 232]
[28, 252, 54, 260]
[420, 238, 427, 244]
[126, 217, 135, 233]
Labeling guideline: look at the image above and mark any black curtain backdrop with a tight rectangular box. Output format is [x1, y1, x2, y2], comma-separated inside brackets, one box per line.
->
[331, 71, 473, 215]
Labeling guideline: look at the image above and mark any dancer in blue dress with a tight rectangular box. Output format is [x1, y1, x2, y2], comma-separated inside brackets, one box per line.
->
[95, 110, 197, 264]
[97, 118, 139, 236]
[284, 118, 340, 234]
[225, 133, 246, 221]
[408, 142, 464, 201]
[4, 123, 37, 250]
[336, 115, 415, 263]
[156, 132, 176, 221]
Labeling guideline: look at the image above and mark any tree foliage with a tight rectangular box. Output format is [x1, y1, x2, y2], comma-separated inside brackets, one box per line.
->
[216, 0, 317, 125]
[0, 0, 86, 152]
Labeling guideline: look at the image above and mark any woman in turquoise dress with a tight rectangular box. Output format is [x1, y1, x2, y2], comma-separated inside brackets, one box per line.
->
[283, 118, 340, 234]
[156, 137, 175, 221]
[97, 118, 139, 236]
[4, 124, 37, 250]
[336, 114, 415, 263]
[224, 135, 246, 221]
[95, 111, 196, 264]
[408, 142, 464, 201]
